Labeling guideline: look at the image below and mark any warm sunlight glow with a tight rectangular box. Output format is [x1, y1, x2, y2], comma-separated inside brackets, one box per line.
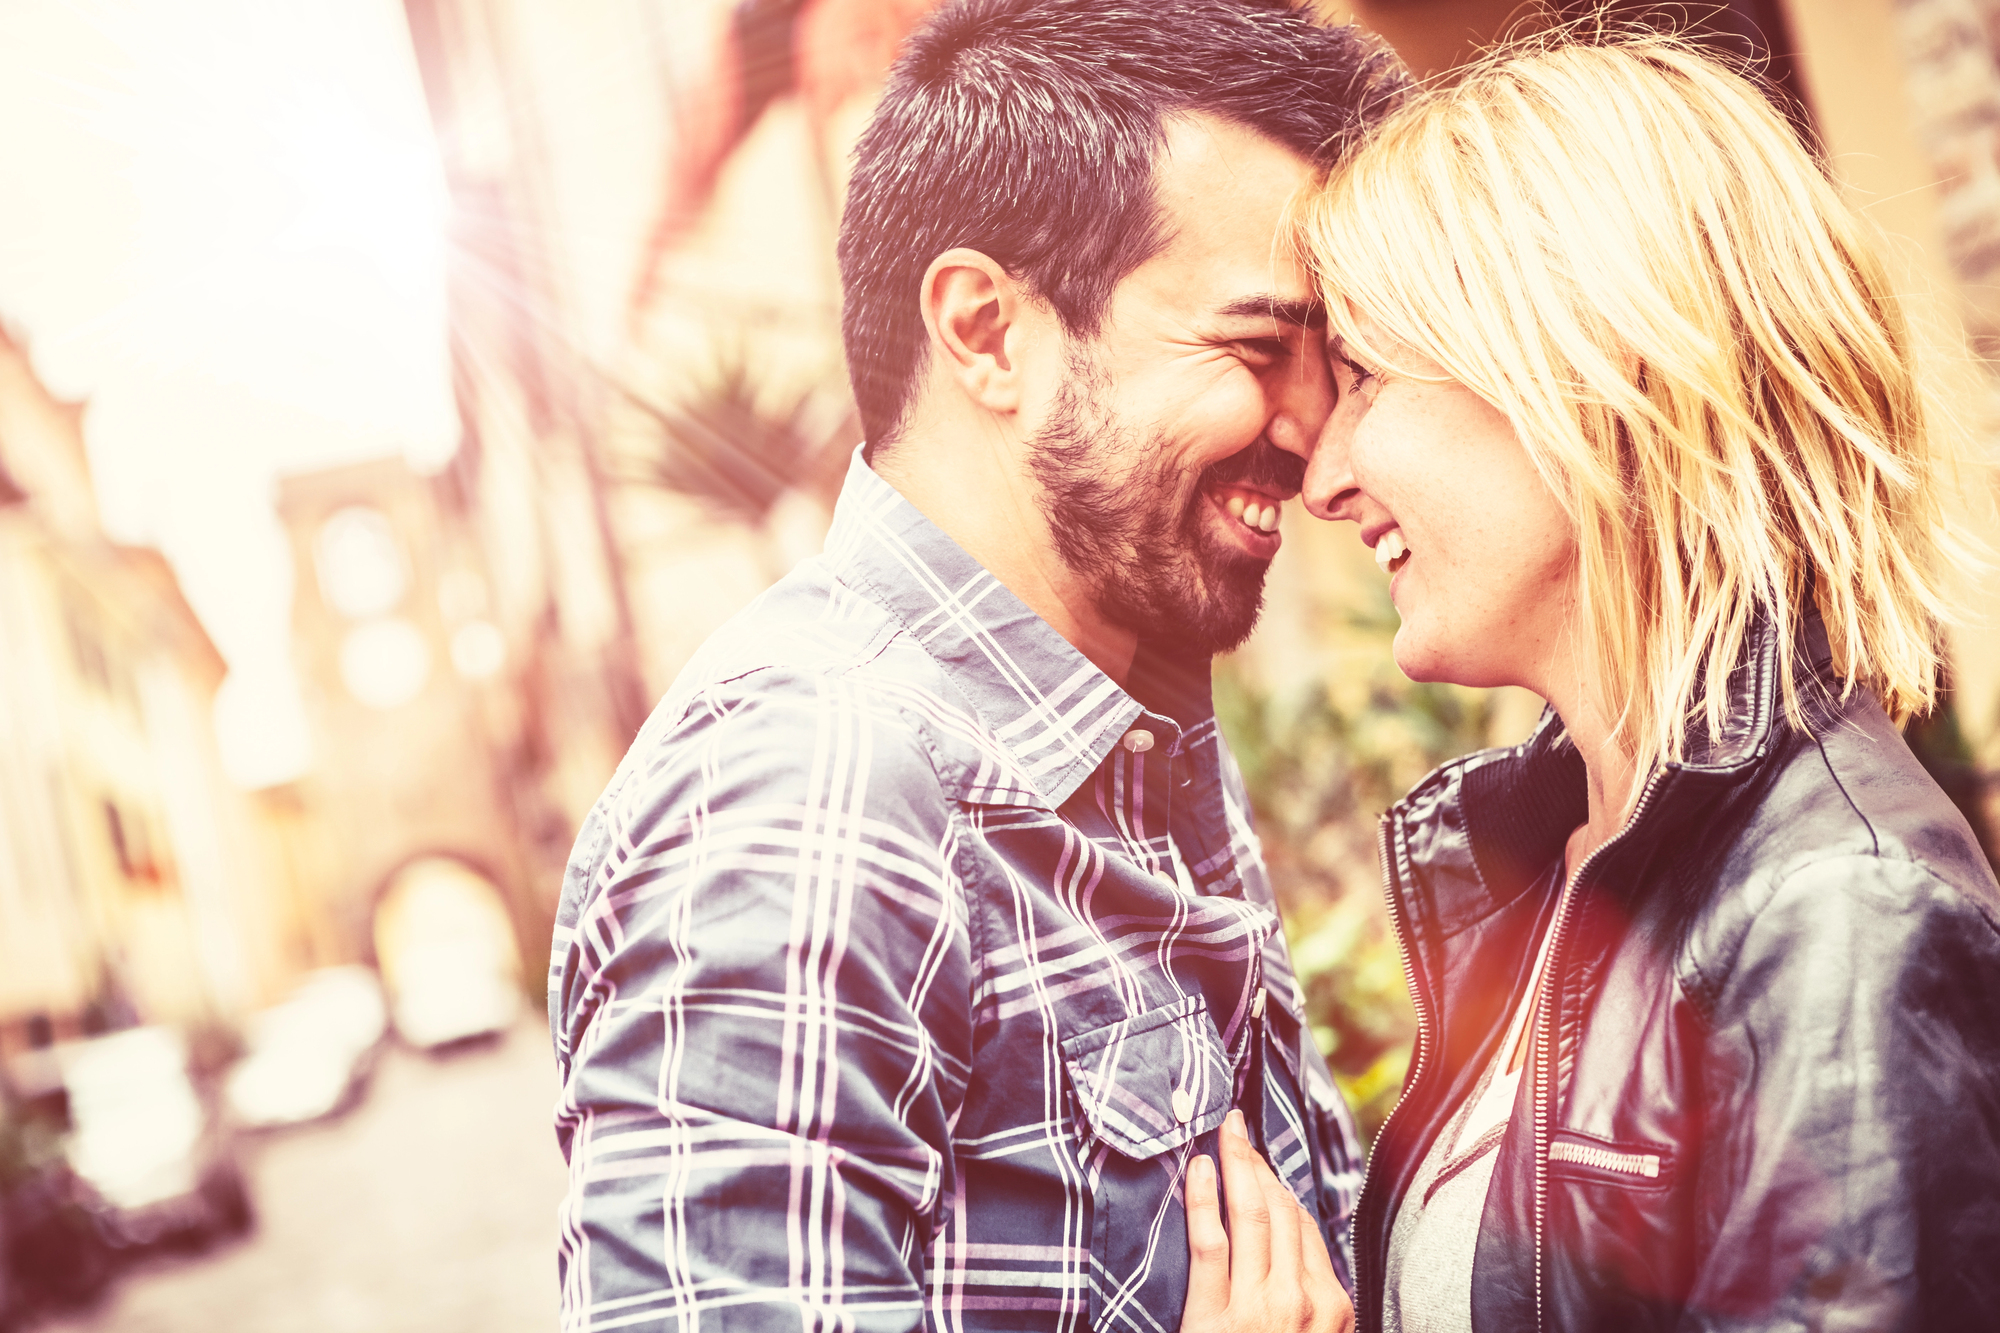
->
[271, 86, 450, 302]
[0, 0, 456, 788]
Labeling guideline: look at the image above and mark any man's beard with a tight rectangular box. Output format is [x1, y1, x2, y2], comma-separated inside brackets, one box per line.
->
[1027, 353, 1302, 658]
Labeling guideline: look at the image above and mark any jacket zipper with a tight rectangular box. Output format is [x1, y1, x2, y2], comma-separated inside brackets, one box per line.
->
[1354, 816, 1437, 1325]
[1547, 1141, 1661, 1179]
[1530, 765, 1672, 1333]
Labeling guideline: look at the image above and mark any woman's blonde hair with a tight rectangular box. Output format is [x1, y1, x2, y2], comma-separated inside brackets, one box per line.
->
[1300, 34, 1962, 780]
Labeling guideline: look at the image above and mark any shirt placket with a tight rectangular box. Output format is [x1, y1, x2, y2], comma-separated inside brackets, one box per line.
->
[1111, 713, 1182, 886]
[1161, 722, 1267, 1112]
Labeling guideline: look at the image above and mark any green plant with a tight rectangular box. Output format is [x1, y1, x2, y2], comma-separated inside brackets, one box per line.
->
[616, 348, 852, 524]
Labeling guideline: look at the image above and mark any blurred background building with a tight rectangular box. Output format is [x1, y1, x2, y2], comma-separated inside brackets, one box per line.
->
[0, 326, 287, 1052]
[0, 1, 1995, 1328]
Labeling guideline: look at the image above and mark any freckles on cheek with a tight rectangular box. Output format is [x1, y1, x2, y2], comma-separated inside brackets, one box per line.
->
[1347, 422, 1395, 497]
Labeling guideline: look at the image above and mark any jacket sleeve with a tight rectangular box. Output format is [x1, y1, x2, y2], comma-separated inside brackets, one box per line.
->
[548, 669, 973, 1333]
[1684, 853, 2000, 1332]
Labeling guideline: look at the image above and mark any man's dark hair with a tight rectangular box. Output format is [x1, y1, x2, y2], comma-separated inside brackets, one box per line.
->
[837, 0, 1400, 450]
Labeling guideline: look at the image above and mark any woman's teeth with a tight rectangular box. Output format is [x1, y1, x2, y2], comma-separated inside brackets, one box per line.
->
[1374, 530, 1408, 573]
[1222, 494, 1280, 533]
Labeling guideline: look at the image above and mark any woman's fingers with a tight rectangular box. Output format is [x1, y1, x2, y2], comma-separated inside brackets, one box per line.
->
[1257, 1147, 1303, 1291]
[1181, 1110, 1352, 1333]
[1292, 1180, 1350, 1333]
[1183, 1151, 1232, 1324]
[1297, 1179, 1341, 1298]
[1218, 1110, 1273, 1294]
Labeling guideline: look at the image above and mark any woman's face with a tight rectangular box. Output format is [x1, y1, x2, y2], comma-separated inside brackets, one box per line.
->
[1301, 313, 1577, 693]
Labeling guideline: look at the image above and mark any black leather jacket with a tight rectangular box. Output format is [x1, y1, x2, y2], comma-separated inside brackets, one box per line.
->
[1355, 616, 2000, 1332]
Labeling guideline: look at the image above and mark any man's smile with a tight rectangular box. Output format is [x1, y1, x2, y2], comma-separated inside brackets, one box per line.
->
[1203, 483, 1287, 552]
[1197, 436, 1305, 554]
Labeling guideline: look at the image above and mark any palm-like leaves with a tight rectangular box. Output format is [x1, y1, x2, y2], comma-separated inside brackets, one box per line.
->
[617, 352, 849, 524]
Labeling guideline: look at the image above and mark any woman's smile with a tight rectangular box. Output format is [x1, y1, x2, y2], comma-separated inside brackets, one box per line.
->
[1304, 315, 1574, 692]
[1364, 522, 1409, 574]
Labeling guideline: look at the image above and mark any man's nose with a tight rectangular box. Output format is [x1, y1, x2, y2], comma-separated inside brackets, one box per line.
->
[1299, 406, 1359, 523]
[1264, 337, 1334, 470]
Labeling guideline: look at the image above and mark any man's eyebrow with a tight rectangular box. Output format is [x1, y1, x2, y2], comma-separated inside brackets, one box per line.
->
[1212, 295, 1326, 331]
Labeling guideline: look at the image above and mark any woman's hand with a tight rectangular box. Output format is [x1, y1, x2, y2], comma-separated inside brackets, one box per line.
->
[1182, 1109, 1353, 1333]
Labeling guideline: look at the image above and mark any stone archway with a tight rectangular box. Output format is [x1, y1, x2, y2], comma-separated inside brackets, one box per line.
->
[371, 855, 524, 1049]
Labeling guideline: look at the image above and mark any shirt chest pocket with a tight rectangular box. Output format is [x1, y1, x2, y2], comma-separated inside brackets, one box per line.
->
[1061, 994, 1234, 1156]
[1064, 992, 1232, 1320]
[1060, 996, 1234, 1330]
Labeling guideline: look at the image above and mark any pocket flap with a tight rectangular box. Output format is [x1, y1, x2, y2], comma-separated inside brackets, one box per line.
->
[1061, 996, 1232, 1158]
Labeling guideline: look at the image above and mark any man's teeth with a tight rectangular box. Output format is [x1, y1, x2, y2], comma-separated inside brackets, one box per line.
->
[1374, 530, 1408, 572]
[1223, 494, 1280, 533]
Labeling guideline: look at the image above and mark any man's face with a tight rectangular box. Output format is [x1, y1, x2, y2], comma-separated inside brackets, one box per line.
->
[1029, 113, 1331, 657]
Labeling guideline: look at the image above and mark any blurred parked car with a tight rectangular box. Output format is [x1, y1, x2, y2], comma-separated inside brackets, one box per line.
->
[17, 1028, 252, 1251]
[225, 966, 387, 1129]
[0, 1075, 112, 1327]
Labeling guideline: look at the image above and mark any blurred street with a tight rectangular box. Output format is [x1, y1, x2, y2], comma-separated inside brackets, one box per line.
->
[39, 1022, 565, 1333]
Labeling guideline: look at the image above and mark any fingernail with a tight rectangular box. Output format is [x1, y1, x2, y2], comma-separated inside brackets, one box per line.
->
[1226, 1109, 1247, 1140]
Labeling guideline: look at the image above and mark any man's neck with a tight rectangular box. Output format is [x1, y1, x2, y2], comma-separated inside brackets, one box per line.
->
[870, 423, 1140, 686]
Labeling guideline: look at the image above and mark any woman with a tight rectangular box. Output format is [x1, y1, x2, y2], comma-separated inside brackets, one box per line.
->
[1295, 36, 2000, 1333]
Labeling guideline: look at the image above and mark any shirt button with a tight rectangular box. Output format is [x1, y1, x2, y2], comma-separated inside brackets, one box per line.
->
[1251, 990, 1267, 1019]
[1171, 1088, 1196, 1123]
[1121, 728, 1156, 754]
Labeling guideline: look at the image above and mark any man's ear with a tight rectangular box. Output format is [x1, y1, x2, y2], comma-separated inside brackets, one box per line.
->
[919, 248, 1030, 415]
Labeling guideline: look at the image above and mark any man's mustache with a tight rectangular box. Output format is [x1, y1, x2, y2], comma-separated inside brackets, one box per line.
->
[1201, 439, 1305, 496]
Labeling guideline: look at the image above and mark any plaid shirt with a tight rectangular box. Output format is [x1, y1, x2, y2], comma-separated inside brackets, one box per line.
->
[549, 452, 1364, 1333]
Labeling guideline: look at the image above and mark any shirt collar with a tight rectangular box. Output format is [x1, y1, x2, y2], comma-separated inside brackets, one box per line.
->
[823, 448, 1214, 806]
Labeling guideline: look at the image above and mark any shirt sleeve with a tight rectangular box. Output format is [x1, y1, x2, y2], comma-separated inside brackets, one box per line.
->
[1686, 853, 2000, 1330]
[549, 668, 973, 1333]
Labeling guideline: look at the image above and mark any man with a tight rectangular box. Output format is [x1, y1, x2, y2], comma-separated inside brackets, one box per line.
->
[549, 2, 1397, 1329]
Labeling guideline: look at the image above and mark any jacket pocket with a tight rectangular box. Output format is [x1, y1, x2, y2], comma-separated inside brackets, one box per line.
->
[1547, 1128, 1675, 1191]
[1061, 995, 1232, 1157]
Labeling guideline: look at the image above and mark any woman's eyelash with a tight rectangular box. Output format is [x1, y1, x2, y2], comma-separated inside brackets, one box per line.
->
[1329, 337, 1378, 389]
[1334, 351, 1376, 388]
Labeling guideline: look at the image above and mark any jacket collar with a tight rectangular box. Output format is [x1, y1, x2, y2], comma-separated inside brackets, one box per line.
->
[821, 449, 1213, 807]
[1399, 603, 1828, 922]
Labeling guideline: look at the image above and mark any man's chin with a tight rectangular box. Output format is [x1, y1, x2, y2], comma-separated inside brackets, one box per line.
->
[1192, 591, 1266, 657]
[1109, 563, 1268, 658]
[1198, 550, 1274, 653]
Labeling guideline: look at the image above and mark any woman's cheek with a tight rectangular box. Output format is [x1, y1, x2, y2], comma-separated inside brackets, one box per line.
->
[1348, 416, 1398, 498]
